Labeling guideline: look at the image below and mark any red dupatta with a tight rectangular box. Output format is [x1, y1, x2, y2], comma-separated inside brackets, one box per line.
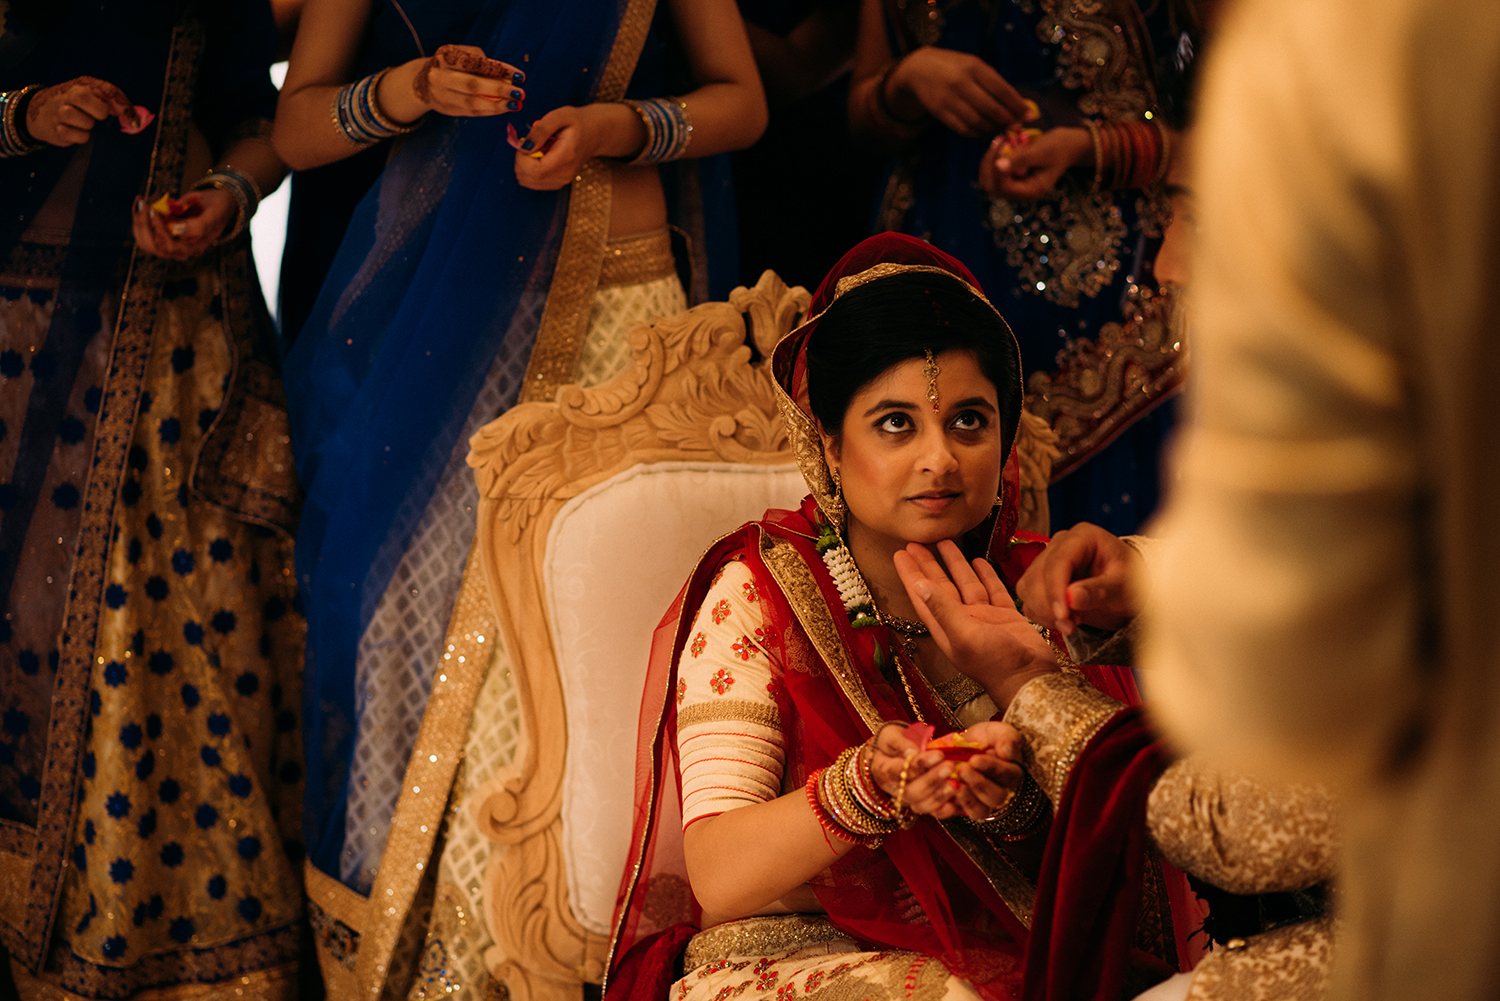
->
[604, 235, 1189, 1000]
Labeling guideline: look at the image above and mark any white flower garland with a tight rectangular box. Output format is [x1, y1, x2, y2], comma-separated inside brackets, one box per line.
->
[822, 542, 872, 612]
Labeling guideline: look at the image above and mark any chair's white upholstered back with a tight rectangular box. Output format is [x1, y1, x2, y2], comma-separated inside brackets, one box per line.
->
[543, 461, 806, 936]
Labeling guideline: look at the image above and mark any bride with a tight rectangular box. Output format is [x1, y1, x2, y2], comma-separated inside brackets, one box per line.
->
[605, 234, 1186, 1001]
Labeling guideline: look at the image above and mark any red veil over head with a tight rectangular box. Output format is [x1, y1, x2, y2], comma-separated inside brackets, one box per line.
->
[604, 235, 1185, 1001]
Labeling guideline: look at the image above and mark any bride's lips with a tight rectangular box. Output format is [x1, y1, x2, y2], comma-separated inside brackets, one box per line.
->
[907, 490, 961, 513]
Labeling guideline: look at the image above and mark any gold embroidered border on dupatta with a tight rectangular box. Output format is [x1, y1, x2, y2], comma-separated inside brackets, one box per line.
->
[518, 0, 661, 404]
[3, 19, 205, 973]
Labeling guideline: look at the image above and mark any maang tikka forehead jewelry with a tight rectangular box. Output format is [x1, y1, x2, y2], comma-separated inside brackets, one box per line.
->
[923, 349, 940, 414]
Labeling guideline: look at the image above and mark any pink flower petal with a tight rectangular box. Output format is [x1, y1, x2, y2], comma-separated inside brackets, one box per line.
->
[903, 722, 935, 753]
[119, 106, 155, 135]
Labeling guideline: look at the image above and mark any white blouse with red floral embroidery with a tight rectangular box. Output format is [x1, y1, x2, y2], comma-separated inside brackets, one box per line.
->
[676, 560, 789, 828]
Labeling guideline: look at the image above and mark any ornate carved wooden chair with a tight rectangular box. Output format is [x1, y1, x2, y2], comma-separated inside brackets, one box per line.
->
[462, 272, 810, 1001]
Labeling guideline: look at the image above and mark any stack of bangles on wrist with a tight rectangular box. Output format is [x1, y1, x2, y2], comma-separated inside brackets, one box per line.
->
[976, 771, 1046, 840]
[333, 68, 423, 147]
[192, 166, 261, 244]
[620, 97, 692, 165]
[1083, 117, 1171, 192]
[0, 85, 45, 157]
[866, 61, 925, 141]
[806, 740, 914, 849]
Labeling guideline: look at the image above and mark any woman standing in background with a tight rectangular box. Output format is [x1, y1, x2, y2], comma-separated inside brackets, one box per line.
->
[0, 1, 304, 997]
[850, 0, 1198, 535]
[270, 0, 763, 990]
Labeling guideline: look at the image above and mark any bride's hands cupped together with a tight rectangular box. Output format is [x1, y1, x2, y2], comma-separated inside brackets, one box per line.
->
[894, 539, 1058, 709]
[869, 721, 1024, 821]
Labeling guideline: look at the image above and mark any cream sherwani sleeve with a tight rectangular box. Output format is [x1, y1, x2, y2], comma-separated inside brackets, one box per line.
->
[1143, 2, 1500, 1000]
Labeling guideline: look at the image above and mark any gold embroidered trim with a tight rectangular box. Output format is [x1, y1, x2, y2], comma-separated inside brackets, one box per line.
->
[938, 817, 1037, 930]
[932, 674, 988, 711]
[756, 530, 883, 735]
[684, 915, 849, 968]
[1035, 0, 1159, 120]
[305, 861, 368, 933]
[1025, 285, 1185, 478]
[598, 227, 675, 288]
[354, 543, 497, 995]
[987, 186, 1129, 309]
[12, 19, 205, 971]
[1053, 705, 1119, 802]
[518, 0, 660, 404]
[677, 698, 782, 733]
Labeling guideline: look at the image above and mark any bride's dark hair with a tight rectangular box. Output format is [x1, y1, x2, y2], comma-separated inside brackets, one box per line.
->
[805, 270, 1021, 448]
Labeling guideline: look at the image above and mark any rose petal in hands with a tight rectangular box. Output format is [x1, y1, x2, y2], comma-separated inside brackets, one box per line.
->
[118, 106, 154, 134]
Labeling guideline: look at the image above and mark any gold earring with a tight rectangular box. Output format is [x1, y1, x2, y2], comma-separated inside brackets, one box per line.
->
[827, 466, 846, 519]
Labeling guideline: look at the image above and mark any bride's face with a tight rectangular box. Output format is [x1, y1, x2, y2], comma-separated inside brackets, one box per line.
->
[822, 349, 1004, 549]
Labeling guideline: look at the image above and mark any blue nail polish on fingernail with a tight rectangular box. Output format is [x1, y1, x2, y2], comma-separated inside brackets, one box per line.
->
[506, 100, 518, 110]
[512, 71, 525, 83]
[511, 89, 522, 99]
[521, 138, 534, 151]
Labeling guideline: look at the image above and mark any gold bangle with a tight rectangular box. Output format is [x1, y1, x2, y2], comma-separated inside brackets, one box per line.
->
[1082, 119, 1105, 194]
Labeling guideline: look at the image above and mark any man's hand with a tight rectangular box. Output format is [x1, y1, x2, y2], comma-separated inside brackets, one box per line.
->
[1015, 522, 1146, 636]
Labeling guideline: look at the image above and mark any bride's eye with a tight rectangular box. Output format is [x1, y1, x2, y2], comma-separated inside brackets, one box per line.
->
[951, 409, 988, 431]
[876, 411, 914, 434]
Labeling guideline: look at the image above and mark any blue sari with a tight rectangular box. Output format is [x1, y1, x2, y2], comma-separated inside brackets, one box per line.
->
[877, 0, 1185, 535]
[285, 0, 737, 895]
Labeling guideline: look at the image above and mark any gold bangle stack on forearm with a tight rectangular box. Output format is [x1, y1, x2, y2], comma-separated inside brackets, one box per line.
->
[0, 85, 45, 157]
[807, 742, 913, 848]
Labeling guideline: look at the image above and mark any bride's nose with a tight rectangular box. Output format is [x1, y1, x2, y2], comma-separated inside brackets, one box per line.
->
[916, 426, 959, 475]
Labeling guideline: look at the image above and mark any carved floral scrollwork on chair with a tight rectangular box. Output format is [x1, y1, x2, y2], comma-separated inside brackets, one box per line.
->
[466, 271, 810, 1001]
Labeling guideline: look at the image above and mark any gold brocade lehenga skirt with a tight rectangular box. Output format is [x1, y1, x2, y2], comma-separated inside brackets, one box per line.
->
[306, 229, 686, 1001]
[672, 916, 983, 1001]
[1, 239, 307, 1000]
